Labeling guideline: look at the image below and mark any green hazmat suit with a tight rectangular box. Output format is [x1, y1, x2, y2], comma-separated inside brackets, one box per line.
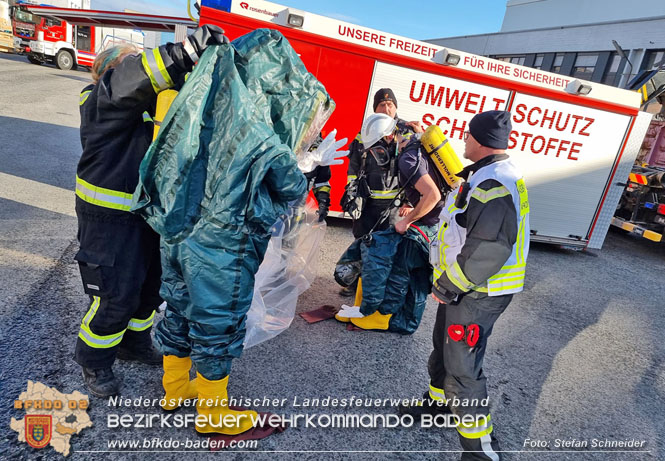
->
[132, 29, 334, 379]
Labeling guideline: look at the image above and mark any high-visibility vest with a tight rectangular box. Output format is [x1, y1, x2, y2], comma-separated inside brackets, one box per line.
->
[432, 158, 530, 296]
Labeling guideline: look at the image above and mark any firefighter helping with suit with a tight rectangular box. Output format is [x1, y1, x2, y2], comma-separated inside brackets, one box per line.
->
[399, 111, 530, 461]
[74, 25, 227, 398]
[335, 114, 445, 332]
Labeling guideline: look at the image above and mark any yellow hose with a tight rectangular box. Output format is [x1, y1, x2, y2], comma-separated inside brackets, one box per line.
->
[187, 0, 197, 22]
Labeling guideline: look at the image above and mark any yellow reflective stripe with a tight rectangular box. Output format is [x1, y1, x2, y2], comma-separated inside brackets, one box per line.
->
[82, 296, 100, 326]
[75, 176, 133, 211]
[489, 270, 525, 280]
[79, 90, 91, 106]
[471, 185, 510, 203]
[127, 311, 155, 331]
[355, 133, 362, 141]
[371, 189, 399, 199]
[142, 111, 153, 122]
[516, 216, 525, 264]
[447, 261, 475, 292]
[153, 48, 174, 89]
[429, 384, 446, 401]
[488, 282, 524, 291]
[315, 185, 331, 193]
[433, 267, 443, 283]
[489, 274, 525, 284]
[78, 296, 126, 348]
[458, 414, 492, 429]
[472, 285, 488, 293]
[516, 178, 529, 216]
[347, 175, 357, 182]
[142, 51, 161, 93]
[457, 415, 493, 439]
[78, 325, 125, 348]
[436, 223, 449, 271]
[142, 48, 174, 93]
[492, 264, 526, 275]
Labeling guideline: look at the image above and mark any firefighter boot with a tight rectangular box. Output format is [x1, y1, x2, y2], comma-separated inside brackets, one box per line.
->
[161, 355, 198, 411]
[350, 310, 392, 330]
[117, 327, 162, 366]
[82, 367, 120, 398]
[195, 373, 258, 436]
[398, 391, 452, 420]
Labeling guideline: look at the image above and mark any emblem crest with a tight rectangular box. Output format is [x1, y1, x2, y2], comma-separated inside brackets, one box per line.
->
[25, 415, 52, 449]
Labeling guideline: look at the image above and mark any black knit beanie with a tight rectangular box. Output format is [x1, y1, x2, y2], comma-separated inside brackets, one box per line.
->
[468, 110, 512, 149]
[373, 88, 397, 111]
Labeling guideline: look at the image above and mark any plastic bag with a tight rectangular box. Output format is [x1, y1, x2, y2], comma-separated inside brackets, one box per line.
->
[244, 200, 326, 348]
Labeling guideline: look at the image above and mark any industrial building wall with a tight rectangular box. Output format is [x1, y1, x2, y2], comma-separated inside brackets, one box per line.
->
[431, 18, 665, 56]
[427, 3, 665, 89]
[501, 0, 665, 32]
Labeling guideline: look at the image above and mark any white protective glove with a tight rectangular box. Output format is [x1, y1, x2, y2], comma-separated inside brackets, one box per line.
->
[298, 129, 348, 173]
[337, 304, 363, 319]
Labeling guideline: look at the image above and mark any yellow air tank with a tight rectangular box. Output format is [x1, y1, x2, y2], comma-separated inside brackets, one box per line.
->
[420, 125, 464, 189]
[152, 89, 179, 141]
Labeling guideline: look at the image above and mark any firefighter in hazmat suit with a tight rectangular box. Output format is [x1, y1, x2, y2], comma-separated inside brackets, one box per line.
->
[132, 29, 346, 441]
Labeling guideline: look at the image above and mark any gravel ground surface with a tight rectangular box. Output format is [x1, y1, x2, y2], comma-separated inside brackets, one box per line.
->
[0, 52, 663, 460]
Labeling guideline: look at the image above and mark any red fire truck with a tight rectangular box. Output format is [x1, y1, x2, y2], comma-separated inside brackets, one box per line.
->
[195, 0, 652, 250]
[11, 2, 144, 70]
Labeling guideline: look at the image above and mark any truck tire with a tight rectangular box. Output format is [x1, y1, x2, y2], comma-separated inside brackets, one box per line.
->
[55, 50, 75, 71]
[27, 55, 42, 65]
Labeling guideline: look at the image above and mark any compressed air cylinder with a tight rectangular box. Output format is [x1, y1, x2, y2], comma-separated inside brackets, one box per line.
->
[420, 124, 464, 189]
[152, 89, 179, 141]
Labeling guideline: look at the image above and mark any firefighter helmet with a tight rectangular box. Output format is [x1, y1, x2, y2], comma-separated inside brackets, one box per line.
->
[361, 113, 396, 148]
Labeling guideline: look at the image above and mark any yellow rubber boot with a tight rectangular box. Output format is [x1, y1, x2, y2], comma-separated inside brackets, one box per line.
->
[354, 278, 363, 306]
[196, 373, 258, 436]
[161, 355, 198, 411]
[350, 310, 392, 330]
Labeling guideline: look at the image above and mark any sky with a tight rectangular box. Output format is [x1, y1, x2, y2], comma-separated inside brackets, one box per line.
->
[91, 0, 507, 40]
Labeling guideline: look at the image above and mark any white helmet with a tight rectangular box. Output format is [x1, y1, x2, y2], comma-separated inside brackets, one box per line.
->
[361, 113, 397, 148]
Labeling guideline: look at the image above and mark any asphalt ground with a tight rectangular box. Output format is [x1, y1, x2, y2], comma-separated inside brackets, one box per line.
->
[0, 52, 663, 460]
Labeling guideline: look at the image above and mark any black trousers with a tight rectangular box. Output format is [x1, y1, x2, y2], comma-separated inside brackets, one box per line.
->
[73, 202, 162, 369]
[428, 294, 513, 461]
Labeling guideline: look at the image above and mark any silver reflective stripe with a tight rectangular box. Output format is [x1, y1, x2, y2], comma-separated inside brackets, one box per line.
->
[314, 181, 330, 188]
[82, 296, 100, 326]
[127, 311, 155, 331]
[75, 181, 133, 209]
[79, 90, 91, 105]
[182, 37, 199, 63]
[457, 415, 493, 438]
[429, 385, 446, 401]
[480, 434, 500, 461]
[78, 327, 124, 348]
[144, 49, 169, 91]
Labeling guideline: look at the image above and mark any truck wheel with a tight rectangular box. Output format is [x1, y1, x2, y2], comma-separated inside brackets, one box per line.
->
[55, 50, 75, 70]
[27, 55, 42, 65]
